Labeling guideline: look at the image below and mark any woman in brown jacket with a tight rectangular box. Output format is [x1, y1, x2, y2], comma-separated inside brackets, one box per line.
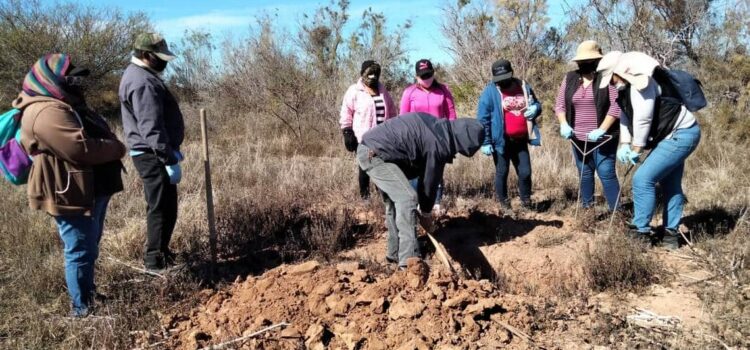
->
[12, 54, 126, 317]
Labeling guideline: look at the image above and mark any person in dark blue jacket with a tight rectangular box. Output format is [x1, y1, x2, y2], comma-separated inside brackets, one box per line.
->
[357, 113, 484, 268]
[477, 60, 542, 211]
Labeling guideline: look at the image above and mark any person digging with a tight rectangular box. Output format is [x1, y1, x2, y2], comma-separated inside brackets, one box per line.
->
[356, 112, 485, 269]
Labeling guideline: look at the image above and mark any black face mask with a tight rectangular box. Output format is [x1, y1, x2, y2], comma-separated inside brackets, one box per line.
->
[362, 66, 381, 88]
[498, 79, 514, 89]
[577, 60, 598, 74]
[148, 53, 168, 72]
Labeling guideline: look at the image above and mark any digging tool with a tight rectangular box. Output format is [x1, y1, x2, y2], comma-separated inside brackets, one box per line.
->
[419, 215, 456, 275]
[608, 163, 635, 232]
[570, 135, 613, 219]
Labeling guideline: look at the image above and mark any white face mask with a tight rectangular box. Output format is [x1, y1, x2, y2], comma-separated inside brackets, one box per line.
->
[615, 82, 628, 91]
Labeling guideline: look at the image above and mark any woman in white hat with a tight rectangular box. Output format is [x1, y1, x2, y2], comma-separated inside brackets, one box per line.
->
[597, 51, 701, 250]
[553, 40, 622, 211]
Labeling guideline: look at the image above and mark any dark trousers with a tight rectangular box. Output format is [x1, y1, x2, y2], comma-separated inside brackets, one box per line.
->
[358, 166, 371, 199]
[493, 138, 532, 203]
[132, 153, 178, 268]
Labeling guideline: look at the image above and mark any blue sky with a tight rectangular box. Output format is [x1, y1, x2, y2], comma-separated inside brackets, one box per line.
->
[76, 0, 582, 65]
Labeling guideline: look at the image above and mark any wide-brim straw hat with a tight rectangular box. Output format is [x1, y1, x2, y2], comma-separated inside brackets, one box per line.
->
[572, 40, 603, 61]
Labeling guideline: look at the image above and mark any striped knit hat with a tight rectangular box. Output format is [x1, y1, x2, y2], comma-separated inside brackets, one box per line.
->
[22, 53, 72, 101]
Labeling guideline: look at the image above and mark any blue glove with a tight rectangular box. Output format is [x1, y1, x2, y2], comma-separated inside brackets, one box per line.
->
[587, 128, 606, 142]
[523, 105, 538, 120]
[627, 150, 641, 165]
[559, 122, 573, 139]
[165, 163, 182, 185]
[481, 144, 494, 155]
[174, 150, 184, 162]
[617, 144, 631, 163]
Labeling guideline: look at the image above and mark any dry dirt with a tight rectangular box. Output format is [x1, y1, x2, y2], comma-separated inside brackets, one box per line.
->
[159, 201, 714, 349]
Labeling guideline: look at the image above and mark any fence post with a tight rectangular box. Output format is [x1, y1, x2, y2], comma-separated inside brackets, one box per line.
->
[200, 108, 218, 278]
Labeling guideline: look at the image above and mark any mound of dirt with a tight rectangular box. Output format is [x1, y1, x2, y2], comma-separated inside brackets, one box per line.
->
[163, 257, 599, 349]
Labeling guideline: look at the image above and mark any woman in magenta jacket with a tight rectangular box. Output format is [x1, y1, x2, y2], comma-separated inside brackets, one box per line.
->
[399, 59, 457, 213]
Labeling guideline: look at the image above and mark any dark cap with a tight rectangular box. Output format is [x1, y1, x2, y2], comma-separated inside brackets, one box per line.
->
[67, 65, 90, 77]
[415, 59, 434, 77]
[134, 33, 176, 62]
[491, 59, 513, 82]
[361, 60, 379, 75]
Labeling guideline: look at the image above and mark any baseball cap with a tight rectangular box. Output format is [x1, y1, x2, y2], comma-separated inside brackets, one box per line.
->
[415, 59, 434, 77]
[134, 33, 176, 62]
[491, 59, 513, 82]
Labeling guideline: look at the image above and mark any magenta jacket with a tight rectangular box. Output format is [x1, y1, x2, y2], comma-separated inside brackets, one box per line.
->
[339, 79, 397, 141]
[399, 82, 457, 120]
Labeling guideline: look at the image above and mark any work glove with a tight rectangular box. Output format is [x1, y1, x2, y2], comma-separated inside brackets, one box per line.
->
[481, 144, 494, 156]
[418, 211, 435, 234]
[617, 144, 631, 163]
[559, 122, 574, 139]
[587, 128, 606, 142]
[165, 163, 182, 184]
[523, 104, 538, 120]
[342, 127, 358, 152]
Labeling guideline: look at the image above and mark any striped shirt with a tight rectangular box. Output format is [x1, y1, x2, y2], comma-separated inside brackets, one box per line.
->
[554, 78, 620, 140]
[372, 94, 386, 124]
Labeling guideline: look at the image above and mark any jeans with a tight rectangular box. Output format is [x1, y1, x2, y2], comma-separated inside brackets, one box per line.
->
[632, 124, 701, 232]
[493, 138, 532, 203]
[357, 145, 420, 267]
[132, 153, 179, 268]
[54, 196, 111, 316]
[571, 138, 620, 210]
[409, 179, 444, 207]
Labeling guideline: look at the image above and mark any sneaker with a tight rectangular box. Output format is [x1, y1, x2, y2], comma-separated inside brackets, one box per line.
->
[499, 200, 512, 212]
[661, 228, 680, 250]
[520, 200, 536, 211]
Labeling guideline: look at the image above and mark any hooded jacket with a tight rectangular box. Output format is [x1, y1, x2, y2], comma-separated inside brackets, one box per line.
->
[13, 92, 126, 216]
[361, 112, 484, 209]
[339, 79, 397, 141]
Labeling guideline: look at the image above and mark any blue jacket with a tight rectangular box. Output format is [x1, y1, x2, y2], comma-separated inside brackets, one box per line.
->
[476, 79, 542, 151]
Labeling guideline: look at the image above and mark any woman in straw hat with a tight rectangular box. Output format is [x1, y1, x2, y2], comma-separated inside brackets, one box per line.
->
[597, 51, 701, 250]
[553, 40, 622, 211]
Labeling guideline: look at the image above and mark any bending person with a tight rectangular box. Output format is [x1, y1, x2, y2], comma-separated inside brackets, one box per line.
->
[598, 51, 701, 249]
[357, 113, 484, 268]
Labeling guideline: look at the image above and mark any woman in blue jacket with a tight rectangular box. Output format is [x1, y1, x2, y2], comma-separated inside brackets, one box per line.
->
[477, 60, 542, 211]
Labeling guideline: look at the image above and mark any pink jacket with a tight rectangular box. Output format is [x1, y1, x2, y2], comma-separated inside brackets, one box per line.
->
[339, 79, 397, 141]
[399, 83, 457, 120]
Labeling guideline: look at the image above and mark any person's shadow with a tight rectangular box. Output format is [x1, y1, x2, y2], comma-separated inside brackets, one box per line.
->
[429, 210, 563, 280]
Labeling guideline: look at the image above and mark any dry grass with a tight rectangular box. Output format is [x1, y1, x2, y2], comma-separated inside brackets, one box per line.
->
[0, 94, 748, 347]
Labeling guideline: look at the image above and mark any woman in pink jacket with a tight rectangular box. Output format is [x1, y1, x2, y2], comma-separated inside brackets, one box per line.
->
[400, 59, 457, 213]
[339, 60, 397, 200]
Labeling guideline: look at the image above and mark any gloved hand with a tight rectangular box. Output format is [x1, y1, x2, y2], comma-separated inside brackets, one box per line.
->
[481, 144, 493, 156]
[559, 122, 574, 139]
[617, 144, 631, 163]
[342, 127, 358, 152]
[627, 149, 641, 165]
[165, 163, 182, 185]
[587, 128, 606, 142]
[418, 211, 435, 233]
[174, 150, 184, 162]
[523, 104, 538, 120]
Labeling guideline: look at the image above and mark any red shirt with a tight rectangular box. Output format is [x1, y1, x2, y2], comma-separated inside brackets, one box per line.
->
[500, 84, 528, 139]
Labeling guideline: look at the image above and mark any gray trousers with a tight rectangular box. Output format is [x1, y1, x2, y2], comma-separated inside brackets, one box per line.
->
[356, 145, 420, 267]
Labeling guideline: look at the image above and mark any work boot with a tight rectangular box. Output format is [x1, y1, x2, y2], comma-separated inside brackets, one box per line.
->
[661, 228, 680, 250]
[626, 225, 653, 245]
[499, 200, 512, 212]
[520, 200, 535, 212]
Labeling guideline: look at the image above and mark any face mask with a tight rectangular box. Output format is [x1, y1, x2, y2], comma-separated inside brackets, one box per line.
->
[363, 74, 379, 88]
[418, 77, 434, 88]
[148, 53, 168, 72]
[577, 61, 598, 74]
[498, 79, 513, 89]
[615, 82, 628, 91]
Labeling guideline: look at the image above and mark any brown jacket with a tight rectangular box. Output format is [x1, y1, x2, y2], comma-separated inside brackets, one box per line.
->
[12, 92, 126, 216]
